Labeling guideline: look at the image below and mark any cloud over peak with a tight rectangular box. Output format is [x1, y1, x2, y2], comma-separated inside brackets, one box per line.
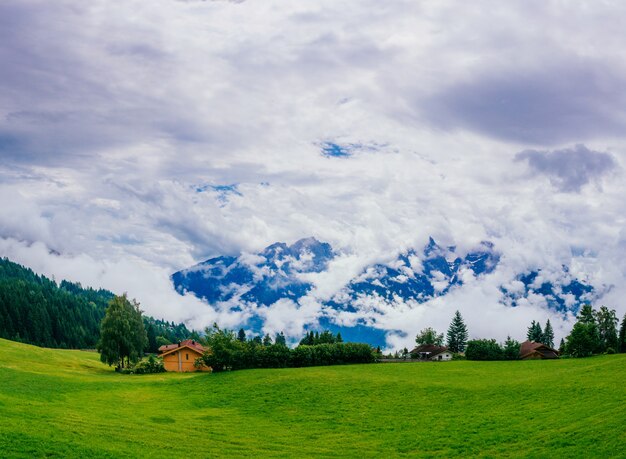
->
[515, 144, 617, 192]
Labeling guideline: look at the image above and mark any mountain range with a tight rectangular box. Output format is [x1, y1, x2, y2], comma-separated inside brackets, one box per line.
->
[172, 237, 596, 345]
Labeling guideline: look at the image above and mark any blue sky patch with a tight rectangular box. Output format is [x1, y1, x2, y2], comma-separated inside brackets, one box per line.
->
[320, 142, 353, 158]
[195, 183, 242, 204]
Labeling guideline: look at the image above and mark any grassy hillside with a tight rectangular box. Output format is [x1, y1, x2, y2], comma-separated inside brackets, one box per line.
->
[0, 339, 624, 458]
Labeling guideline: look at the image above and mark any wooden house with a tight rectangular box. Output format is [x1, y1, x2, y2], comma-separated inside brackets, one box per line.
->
[158, 339, 211, 372]
[519, 341, 559, 360]
[410, 344, 453, 361]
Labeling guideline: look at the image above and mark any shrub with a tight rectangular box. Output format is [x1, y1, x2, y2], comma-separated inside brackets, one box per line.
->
[120, 355, 165, 374]
[465, 339, 504, 361]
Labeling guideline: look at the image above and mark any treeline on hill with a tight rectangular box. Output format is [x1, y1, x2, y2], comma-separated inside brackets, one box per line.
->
[462, 305, 626, 360]
[0, 258, 194, 350]
[396, 307, 626, 361]
[198, 325, 374, 371]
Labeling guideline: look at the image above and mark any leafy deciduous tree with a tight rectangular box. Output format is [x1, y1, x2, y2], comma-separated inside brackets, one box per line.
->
[97, 294, 147, 369]
[415, 327, 444, 346]
[595, 306, 618, 352]
[619, 313, 626, 353]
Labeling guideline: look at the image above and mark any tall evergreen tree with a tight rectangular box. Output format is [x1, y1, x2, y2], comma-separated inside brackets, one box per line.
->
[527, 320, 543, 343]
[446, 310, 469, 353]
[502, 336, 520, 360]
[543, 319, 555, 348]
[577, 304, 596, 324]
[262, 334, 273, 346]
[565, 322, 599, 357]
[565, 305, 601, 357]
[274, 331, 286, 346]
[146, 323, 158, 353]
[237, 328, 247, 342]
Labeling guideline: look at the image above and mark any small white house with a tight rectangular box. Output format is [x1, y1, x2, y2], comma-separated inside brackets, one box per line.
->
[410, 344, 453, 361]
[429, 349, 453, 361]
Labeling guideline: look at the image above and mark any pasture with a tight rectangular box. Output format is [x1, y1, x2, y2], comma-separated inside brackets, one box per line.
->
[0, 338, 624, 458]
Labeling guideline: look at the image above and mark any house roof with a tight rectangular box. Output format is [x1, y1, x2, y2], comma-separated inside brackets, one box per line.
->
[158, 339, 206, 356]
[519, 341, 559, 359]
[410, 344, 449, 356]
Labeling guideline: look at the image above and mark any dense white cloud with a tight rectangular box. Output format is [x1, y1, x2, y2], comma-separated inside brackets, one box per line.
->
[1, 0, 625, 348]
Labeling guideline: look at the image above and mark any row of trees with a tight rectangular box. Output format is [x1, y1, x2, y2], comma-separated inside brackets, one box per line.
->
[0, 258, 109, 348]
[465, 337, 522, 360]
[563, 305, 623, 357]
[199, 324, 374, 371]
[527, 305, 625, 357]
[527, 320, 554, 348]
[412, 304, 626, 361]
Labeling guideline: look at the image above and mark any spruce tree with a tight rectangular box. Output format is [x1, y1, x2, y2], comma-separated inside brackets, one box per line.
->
[503, 336, 520, 360]
[146, 323, 158, 353]
[577, 304, 596, 324]
[543, 319, 555, 348]
[564, 305, 601, 357]
[446, 310, 469, 353]
[274, 331, 286, 346]
[262, 334, 273, 346]
[526, 321, 544, 343]
[237, 328, 247, 342]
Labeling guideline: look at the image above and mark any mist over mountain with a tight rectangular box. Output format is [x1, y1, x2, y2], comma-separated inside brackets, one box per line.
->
[172, 237, 596, 346]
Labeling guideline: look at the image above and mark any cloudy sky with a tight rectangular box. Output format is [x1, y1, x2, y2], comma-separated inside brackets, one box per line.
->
[1, 0, 625, 347]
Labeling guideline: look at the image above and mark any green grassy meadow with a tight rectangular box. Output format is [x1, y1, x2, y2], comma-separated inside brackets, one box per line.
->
[0, 338, 624, 458]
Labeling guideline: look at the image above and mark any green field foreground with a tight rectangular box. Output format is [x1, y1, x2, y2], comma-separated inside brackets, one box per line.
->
[0, 339, 625, 458]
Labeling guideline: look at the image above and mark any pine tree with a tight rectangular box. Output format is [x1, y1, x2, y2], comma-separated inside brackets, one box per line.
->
[543, 319, 555, 348]
[237, 328, 247, 342]
[565, 322, 599, 357]
[274, 331, 286, 346]
[503, 336, 520, 360]
[619, 313, 626, 353]
[577, 304, 596, 324]
[527, 320, 543, 343]
[146, 323, 158, 353]
[446, 310, 469, 353]
[262, 334, 273, 346]
[559, 338, 565, 354]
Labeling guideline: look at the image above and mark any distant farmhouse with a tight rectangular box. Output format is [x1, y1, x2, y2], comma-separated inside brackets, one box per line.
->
[519, 341, 559, 360]
[410, 344, 453, 361]
[158, 339, 211, 372]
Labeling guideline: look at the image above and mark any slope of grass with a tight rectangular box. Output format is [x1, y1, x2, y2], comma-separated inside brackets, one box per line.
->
[0, 338, 624, 458]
